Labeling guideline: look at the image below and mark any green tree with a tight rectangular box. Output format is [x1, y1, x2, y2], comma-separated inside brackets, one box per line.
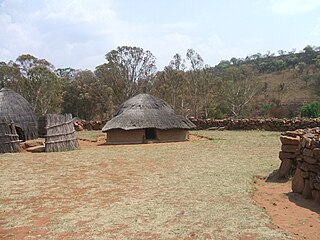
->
[96, 46, 157, 107]
[301, 101, 320, 118]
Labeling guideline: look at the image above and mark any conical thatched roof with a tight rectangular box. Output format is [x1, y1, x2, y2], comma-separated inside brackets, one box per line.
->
[102, 94, 195, 131]
[0, 88, 38, 140]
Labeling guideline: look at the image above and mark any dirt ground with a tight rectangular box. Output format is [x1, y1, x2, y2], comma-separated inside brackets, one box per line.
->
[80, 136, 320, 239]
[1, 131, 319, 239]
[253, 178, 320, 240]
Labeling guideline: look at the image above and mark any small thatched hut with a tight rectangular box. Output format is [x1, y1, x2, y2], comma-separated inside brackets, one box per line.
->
[0, 88, 38, 141]
[102, 94, 196, 144]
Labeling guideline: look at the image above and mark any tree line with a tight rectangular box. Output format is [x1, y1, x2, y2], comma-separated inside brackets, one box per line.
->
[1, 45, 320, 120]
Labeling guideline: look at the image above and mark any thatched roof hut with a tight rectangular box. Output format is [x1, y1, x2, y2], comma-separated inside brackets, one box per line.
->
[102, 94, 195, 144]
[0, 88, 38, 141]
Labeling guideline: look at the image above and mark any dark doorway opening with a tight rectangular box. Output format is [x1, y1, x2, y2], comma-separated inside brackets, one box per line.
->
[145, 128, 157, 140]
[15, 127, 26, 142]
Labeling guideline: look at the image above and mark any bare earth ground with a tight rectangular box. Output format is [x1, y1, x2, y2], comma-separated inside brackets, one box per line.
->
[253, 178, 320, 240]
[0, 130, 319, 239]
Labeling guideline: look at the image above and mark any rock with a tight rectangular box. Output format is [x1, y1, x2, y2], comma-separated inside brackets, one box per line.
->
[303, 156, 317, 164]
[301, 171, 309, 178]
[303, 148, 314, 157]
[311, 190, 320, 202]
[313, 148, 320, 160]
[21, 139, 44, 149]
[314, 182, 320, 190]
[302, 179, 312, 199]
[280, 135, 300, 145]
[281, 144, 299, 153]
[292, 168, 305, 193]
[26, 145, 45, 153]
[278, 158, 292, 178]
[279, 151, 296, 160]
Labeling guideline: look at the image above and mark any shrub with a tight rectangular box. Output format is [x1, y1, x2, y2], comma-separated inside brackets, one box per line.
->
[301, 101, 320, 118]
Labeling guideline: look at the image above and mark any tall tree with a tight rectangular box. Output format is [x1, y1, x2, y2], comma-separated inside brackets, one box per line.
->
[185, 49, 204, 118]
[95, 46, 157, 107]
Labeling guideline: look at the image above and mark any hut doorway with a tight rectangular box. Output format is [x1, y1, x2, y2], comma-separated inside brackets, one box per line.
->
[145, 128, 157, 140]
[15, 127, 26, 142]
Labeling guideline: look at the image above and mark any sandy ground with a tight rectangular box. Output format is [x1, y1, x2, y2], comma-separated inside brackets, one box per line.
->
[81, 136, 320, 239]
[1, 132, 319, 239]
[253, 178, 320, 240]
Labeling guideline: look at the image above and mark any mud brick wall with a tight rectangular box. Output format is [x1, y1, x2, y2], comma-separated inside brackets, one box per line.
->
[278, 128, 320, 203]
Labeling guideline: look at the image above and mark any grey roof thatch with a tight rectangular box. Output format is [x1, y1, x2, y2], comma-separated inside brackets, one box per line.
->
[0, 88, 38, 140]
[102, 94, 195, 131]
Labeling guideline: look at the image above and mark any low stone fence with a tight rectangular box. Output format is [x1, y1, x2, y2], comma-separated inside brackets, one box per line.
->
[278, 128, 320, 203]
[73, 118, 320, 132]
[189, 118, 320, 131]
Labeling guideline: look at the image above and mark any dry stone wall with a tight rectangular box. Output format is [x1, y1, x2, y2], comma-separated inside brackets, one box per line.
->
[278, 128, 320, 203]
[73, 118, 320, 132]
[189, 118, 320, 131]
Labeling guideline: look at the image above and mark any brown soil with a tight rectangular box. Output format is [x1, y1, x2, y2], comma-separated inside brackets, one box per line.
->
[253, 178, 320, 239]
[78, 134, 204, 149]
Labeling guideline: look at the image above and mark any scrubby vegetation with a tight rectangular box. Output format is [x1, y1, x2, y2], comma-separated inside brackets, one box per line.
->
[1, 45, 320, 119]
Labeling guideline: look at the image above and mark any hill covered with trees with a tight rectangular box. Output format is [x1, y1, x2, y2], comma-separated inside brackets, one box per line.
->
[1, 45, 320, 120]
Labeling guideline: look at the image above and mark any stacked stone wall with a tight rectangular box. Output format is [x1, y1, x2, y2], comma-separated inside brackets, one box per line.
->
[189, 118, 320, 131]
[278, 128, 320, 203]
[73, 118, 320, 132]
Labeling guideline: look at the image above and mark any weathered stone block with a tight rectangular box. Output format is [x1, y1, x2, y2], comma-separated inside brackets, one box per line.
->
[278, 158, 292, 178]
[279, 151, 296, 160]
[303, 148, 314, 157]
[313, 148, 320, 160]
[292, 168, 305, 193]
[302, 179, 312, 199]
[280, 135, 300, 145]
[303, 156, 317, 164]
[301, 171, 309, 178]
[282, 144, 299, 153]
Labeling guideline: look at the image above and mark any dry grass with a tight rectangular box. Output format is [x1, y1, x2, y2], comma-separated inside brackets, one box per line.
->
[0, 130, 290, 239]
[76, 130, 105, 142]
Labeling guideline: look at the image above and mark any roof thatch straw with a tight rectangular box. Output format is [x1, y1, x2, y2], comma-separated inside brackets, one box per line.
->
[102, 94, 196, 131]
[0, 117, 21, 153]
[0, 88, 38, 140]
[44, 114, 79, 152]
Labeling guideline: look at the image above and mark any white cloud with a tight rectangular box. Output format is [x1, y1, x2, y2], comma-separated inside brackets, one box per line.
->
[269, 0, 320, 15]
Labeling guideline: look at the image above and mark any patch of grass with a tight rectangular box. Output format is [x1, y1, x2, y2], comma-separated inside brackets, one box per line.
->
[0, 130, 289, 239]
[76, 130, 104, 142]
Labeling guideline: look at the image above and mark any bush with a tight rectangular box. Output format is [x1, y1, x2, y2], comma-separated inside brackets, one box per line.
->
[301, 101, 320, 118]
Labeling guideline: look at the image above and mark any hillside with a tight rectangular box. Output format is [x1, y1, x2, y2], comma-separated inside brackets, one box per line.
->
[252, 70, 317, 117]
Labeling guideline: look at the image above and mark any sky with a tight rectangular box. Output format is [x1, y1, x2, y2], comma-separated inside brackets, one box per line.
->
[1, 0, 320, 71]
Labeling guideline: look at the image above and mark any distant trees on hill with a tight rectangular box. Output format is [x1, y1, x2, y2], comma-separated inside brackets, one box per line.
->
[1, 45, 320, 120]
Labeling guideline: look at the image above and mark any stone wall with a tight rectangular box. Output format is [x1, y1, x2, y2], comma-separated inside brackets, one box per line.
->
[278, 128, 320, 203]
[74, 118, 320, 132]
[189, 118, 320, 131]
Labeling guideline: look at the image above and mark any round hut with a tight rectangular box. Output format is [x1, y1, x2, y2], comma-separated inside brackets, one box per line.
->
[102, 94, 196, 144]
[0, 88, 38, 141]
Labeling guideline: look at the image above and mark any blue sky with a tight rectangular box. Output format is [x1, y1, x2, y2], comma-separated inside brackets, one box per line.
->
[1, 0, 320, 71]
